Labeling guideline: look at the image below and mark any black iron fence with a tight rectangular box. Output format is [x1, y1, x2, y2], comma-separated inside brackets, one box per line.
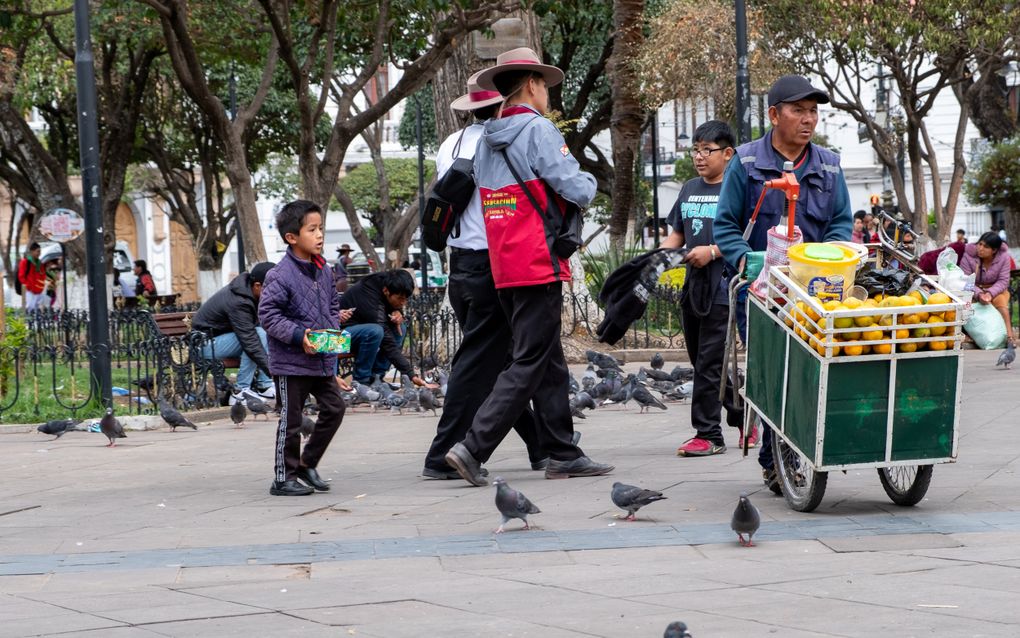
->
[1, 290, 688, 422]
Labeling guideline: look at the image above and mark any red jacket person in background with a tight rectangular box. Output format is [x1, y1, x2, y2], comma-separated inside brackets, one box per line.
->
[444, 48, 614, 486]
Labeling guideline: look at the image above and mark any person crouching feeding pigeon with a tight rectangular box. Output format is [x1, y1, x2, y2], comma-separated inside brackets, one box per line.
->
[258, 200, 352, 497]
[660, 121, 746, 457]
[444, 48, 613, 484]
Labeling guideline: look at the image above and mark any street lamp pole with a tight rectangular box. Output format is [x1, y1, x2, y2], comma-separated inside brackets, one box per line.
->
[650, 112, 661, 246]
[229, 68, 245, 273]
[415, 96, 428, 291]
[72, 0, 112, 408]
[734, 0, 753, 144]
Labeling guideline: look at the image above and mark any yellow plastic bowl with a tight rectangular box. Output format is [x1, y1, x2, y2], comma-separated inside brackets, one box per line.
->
[787, 243, 862, 301]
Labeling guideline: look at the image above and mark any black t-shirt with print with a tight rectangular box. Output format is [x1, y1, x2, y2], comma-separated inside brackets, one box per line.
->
[666, 177, 728, 306]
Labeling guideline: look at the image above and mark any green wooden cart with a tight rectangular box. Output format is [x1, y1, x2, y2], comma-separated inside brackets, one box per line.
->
[741, 264, 966, 512]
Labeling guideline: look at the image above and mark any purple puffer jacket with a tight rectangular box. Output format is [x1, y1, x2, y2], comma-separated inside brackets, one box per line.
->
[258, 248, 340, 376]
[960, 241, 1011, 298]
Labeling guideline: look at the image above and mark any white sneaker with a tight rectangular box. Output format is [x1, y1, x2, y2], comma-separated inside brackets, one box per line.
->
[254, 385, 276, 400]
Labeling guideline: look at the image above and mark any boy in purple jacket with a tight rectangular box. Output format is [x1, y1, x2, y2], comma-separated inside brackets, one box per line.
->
[259, 200, 352, 496]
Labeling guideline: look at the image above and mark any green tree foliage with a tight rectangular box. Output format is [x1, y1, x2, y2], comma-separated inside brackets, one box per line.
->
[760, 0, 1020, 241]
[339, 158, 435, 231]
[966, 136, 1020, 240]
[397, 85, 438, 153]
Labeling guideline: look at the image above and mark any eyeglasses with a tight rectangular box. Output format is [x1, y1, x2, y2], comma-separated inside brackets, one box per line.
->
[688, 147, 727, 158]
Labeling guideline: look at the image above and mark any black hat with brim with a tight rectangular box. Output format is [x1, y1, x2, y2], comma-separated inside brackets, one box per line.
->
[768, 75, 830, 107]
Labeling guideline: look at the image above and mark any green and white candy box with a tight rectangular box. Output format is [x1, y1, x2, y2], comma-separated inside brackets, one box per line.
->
[307, 329, 351, 354]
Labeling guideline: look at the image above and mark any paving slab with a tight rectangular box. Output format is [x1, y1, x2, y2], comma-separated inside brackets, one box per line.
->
[1, 351, 1019, 636]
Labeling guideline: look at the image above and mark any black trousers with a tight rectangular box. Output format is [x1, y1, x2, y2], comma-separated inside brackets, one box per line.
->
[274, 375, 345, 482]
[680, 298, 743, 446]
[463, 282, 581, 462]
[424, 249, 543, 470]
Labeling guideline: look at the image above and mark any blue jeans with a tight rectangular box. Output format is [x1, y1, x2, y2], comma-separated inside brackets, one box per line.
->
[347, 323, 405, 382]
[202, 328, 272, 390]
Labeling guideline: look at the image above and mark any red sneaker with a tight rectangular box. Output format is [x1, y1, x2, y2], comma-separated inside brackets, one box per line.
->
[676, 438, 726, 457]
[739, 419, 760, 449]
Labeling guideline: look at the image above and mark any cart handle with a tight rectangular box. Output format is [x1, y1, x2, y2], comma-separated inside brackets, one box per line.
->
[745, 163, 800, 240]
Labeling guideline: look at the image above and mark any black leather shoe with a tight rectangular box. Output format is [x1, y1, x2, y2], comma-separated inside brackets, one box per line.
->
[545, 456, 614, 479]
[423, 466, 488, 480]
[444, 442, 487, 487]
[297, 466, 330, 491]
[270, 479, 314, 496]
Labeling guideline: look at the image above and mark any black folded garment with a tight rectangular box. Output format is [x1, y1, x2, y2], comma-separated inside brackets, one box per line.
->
[596, 248, 687, 345]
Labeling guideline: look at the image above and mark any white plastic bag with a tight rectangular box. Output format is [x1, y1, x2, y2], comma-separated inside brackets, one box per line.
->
[935, 246, 959, 278]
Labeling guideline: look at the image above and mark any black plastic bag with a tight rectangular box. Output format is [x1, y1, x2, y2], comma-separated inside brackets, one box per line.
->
[854, 264, 915, 297]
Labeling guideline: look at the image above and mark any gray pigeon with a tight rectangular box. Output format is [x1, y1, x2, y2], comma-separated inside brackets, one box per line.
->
[99, 407, 126, 447]
[245, 394, 271, 420]
[611, 482, 667, 521]
[300, 411, 315, 439]
[997, 341, 1015, 369]
[632, 384, 668, 412]
[665, 380, 694, 402]
[230, 400, 247, 428]
[158, 399, 197, 431]
[641, 366, 674, 382]
[418, 387, 440, 415]
[37, 419, 80, 439]
[664, 621, 692, 638]
[493, 476, 540, 534]
[352, 380, 381, 403]
[572, 391, 597, 412]
[650, 352, 665, 370]
[731, 492, 761, 547]
[669, 365, 694, 382]
[568, 373, 580, 393]
[586, 349, 622, 371]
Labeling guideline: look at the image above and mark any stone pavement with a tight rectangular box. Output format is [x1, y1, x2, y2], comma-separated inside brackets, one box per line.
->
[1, 350, 1019, 637]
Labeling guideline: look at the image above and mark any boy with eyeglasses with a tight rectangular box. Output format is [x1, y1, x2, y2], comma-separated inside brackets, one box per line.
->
[661, 120, 747, 457]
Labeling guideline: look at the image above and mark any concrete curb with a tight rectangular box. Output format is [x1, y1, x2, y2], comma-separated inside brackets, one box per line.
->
[0, 405, 236, 434]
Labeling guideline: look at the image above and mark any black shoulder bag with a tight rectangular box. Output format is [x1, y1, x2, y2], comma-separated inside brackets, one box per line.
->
[421, 128, 475, 252]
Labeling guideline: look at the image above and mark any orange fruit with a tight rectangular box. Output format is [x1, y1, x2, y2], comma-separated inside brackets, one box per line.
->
[843, 344, 863, 356]
[927, 315, 947, 336]
[873, 343, 892, 355]
[894, 329, 909, 340]
[928, 292, 951, 306]
[863, 329, 883, 341]
[944, 309, 956, 322]
[908, 290, 924, 303]
[929, 340, 948, 351]
[899, 342, 918, 353]
[903, 313, 921, 325]
[861, 345, 872, 354]
[854, 314, 875, 328]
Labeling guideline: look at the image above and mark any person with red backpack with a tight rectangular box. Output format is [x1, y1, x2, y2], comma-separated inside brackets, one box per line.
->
[17, 242, 47, 311]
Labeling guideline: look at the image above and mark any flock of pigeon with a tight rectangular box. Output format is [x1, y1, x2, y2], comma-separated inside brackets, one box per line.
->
[569, 349, 694, 418]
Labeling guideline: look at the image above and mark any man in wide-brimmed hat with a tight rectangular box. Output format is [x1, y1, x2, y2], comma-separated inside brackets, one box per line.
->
[422, 71, 547, 481]
[444, 48, 614, 486]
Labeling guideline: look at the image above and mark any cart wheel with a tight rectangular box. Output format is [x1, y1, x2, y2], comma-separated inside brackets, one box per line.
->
[772, 433, 828, 512]
[877, 465, 933, 506]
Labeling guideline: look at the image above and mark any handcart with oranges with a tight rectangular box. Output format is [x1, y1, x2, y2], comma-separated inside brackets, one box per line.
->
[740, 239, 967, 512]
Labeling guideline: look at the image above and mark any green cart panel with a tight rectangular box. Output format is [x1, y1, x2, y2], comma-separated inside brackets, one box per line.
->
[746, 302, 786, 424]
[822, 361, 890, 465]
[785, 338, 820, 459]
[891, 357, 957, 461]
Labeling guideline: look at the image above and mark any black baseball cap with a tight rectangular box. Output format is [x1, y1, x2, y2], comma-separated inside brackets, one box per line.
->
[248, 262, 275, 284]
[767, 75, 830, 107]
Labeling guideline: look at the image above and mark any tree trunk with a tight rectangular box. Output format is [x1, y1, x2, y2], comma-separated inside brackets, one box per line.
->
[607, 0, 646, 252]
[432, 13, 541, 141]
[1004, 207, 1020, 250]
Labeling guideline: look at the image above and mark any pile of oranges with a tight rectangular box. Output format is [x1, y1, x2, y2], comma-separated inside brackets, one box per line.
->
[783, 290, 958, 357]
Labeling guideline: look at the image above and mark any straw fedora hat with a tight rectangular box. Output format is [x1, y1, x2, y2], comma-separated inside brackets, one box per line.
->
[449, 70, 505, 112]
[475, 47, 564, 94]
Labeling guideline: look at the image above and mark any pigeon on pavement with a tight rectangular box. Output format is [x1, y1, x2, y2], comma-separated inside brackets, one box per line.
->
[493, 476, 540, 534]
[230, 400, 247, 428]
[586, 349, 622, 371]
[650, 352, 665, 370]
[159, 399, 198, 431]
[632, 384, 668, 412]
[663, 621, 692, 638]
[731, 492, 761, 547]
[37, 419, 80, 439]
[245, 393, 272, 420]
[99, 407, 126, 447]
[611, 482, 667, 521]
[997, 341, 1015, 370]
[669, 365, 694, 382]
[300, 411, 316, 439]
[418, 387, 440, 415]
[641, 366, 674, 382]
[572, 391, 597, 412]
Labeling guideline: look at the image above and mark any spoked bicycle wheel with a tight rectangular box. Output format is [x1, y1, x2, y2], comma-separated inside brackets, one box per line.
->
[772, 432, 828, 512]
[877, 465, 933, 506]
